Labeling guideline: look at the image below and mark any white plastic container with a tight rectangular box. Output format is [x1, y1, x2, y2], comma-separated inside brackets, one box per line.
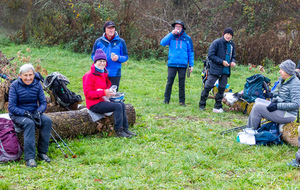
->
[255, 98, 270, 106]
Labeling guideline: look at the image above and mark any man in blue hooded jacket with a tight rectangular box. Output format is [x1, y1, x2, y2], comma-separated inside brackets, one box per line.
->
[199, 27, 236, 113]
[160, 20, 194, 107]
[91, 21, 128, 91]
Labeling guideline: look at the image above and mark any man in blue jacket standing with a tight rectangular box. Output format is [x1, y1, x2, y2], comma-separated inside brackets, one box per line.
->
[91, 21, 128, 91]
[160, 20, 194, 107]
[199, 27, 236, 113]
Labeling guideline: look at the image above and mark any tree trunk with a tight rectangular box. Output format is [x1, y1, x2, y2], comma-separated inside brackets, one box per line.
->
[17, 104, 136, 144]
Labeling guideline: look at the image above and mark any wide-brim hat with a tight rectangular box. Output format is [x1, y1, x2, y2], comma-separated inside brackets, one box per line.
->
[171, 20, 186, 30]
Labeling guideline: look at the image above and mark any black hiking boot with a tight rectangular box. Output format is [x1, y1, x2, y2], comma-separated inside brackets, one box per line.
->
[163, 100, 169, 104]
[26, 159, 37, 167]
[37, 153, 51, 163]
[123, 128, 137, 136]
[179, 102, 186, 107]
[115, 128, 132, 138]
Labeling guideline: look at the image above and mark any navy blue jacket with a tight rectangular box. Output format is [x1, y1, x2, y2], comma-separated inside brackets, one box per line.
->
[208, 37, 236, 76]
[8, 74, 47, 116]
[160, 31, 194, 68]
[91, 33, 128, 77]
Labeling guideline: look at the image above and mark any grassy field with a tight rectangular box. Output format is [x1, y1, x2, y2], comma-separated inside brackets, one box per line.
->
[0, 42, 299, 189]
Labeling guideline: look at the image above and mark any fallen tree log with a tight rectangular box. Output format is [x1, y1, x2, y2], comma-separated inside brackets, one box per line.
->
[17, 104, 136, 143]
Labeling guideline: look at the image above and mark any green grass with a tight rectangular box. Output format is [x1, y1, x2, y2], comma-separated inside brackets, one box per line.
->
[1, 43, 299, 189]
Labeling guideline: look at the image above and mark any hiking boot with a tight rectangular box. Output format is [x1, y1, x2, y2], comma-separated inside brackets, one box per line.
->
[163, 100, 169, 104]
[115, 129, 132, 138]
[287, 159, 300, 167]
[26, 159, 37, 167]
[37, 153, 51, 163]
[123, 128, 137, 136]
[213, 108, 224, 113]
[199, 106, 206, 111]
[179, 102, 186, 107]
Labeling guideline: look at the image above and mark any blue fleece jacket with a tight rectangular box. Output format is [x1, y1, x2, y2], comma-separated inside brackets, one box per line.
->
[8, 74, 47, 116]
[91, 33, 128, 77]
[160, 31, 194, 68]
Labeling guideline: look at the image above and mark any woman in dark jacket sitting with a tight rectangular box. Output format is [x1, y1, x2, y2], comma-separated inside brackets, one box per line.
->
[8, 63, 52, 167]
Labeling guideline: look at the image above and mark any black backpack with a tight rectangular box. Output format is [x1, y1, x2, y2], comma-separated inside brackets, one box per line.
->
[201, 58, 211, 86]
[44, 72, 82, 108]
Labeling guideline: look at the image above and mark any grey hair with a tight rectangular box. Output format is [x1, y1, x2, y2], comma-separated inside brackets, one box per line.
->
[19, 63, 35, 75]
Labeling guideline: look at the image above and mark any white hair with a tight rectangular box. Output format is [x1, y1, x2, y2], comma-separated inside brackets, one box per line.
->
[19, 63, 35, 75]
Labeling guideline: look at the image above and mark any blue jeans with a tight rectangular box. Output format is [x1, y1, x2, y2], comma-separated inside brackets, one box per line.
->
[11, 114, 52, 161]
[90, 101, 129, 131]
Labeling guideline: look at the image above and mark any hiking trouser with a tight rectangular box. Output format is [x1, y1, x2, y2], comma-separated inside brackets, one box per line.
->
[199, 74, 228, 109]
[11, 114, 52, 161]
[108, 77, 121, 92]
[90, 101, 129, 131]
[247, 102, 296, 130]
[164, 67, 187, 103]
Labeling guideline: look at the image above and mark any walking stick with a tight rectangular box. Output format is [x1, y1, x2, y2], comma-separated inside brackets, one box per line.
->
[51, 128, 77, 158]
[51, 134, 68, 158]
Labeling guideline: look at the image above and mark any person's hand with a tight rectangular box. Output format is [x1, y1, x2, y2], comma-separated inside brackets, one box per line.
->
[267, 102, 277, 112]
[32, 110, 42, 120]
[189, 67, 193, 73]
[171, 29, 180, 35]
[32, 110, 42, 126]
[230, 62, 236, 67]
[112, 55, 118, 61]
[24, 111, 32, 118]
[223, 60, 230, 67]
[105, 89, 115, 98]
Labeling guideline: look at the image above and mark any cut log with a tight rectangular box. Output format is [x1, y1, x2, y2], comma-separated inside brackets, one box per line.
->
[17, 104, 136, 144]
[281, 122, 299, 147]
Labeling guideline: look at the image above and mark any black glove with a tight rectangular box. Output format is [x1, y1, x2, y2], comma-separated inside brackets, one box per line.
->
[267, 102, 278, 112]
[32, 110, 42, 126]
[263, 92, 273, 99]
[24, 111, 32, 118]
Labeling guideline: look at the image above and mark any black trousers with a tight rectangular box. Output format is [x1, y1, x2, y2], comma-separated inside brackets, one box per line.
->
[90, 101, 128, 131]
[164, 67, 187, 103]
[199, 74, 228, 109]
[108, 77, 121, 92]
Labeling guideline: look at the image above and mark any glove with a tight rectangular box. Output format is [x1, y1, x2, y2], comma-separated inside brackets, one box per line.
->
[267, 102, 277, 112]
[263, 92, 273, 99]
[32, 110, 42, 126]
[24, 111, 32, 118]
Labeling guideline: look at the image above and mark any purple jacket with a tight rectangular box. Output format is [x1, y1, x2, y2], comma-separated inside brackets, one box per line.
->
[8, 74, 47, 116]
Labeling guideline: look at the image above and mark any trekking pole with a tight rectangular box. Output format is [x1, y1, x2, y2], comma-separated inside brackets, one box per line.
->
[51, 134, 68, 158]
[51, 128, 77, 158]
[220, 125, 247, 135]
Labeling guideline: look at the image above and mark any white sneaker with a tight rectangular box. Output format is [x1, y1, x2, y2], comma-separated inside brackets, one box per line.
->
[213, 108, 223, 113]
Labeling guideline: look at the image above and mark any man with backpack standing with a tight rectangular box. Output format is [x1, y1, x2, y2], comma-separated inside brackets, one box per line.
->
[91, 21, 128, 91]
[160, 20, 194, 107]
[199, 27, 236, 113]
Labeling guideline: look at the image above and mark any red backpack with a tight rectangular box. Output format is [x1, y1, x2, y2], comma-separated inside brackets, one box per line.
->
[0, 117, 23, 162]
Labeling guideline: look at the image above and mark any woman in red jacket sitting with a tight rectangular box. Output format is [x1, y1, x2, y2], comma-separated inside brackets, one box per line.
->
[82, 49, 136, 138]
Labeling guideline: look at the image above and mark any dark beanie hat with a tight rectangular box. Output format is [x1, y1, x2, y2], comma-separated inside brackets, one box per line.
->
[103, 21, 116, 32]
[93, 49, 107, 63]
[223, 27, 234, 36]
[279, 59, 296, 76]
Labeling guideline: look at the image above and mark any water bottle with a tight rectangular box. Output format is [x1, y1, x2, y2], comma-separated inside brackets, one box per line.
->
[109, 85, 117, 94]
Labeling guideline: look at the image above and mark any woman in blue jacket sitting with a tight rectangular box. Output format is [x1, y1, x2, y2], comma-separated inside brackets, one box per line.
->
[8, 64, 52, 167]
